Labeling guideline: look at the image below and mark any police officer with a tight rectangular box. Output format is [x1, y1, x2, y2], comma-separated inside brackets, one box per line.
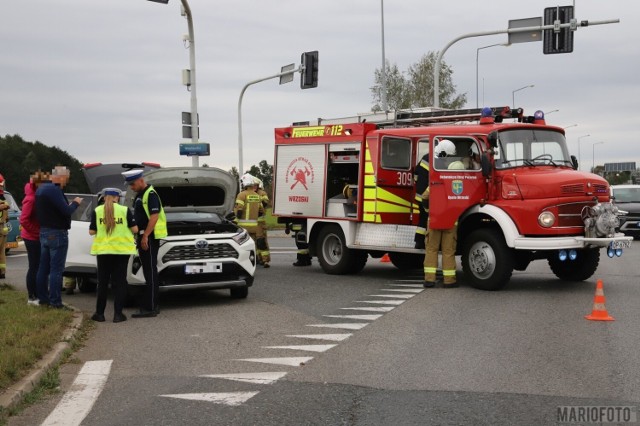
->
[123, 169, 167, 318]
[423, 140, 462, 288]
[234, 174, 265, 265]
[413, 153, 430, 249]
[89, 188, 138, 323]
[253, 177, 271, 268]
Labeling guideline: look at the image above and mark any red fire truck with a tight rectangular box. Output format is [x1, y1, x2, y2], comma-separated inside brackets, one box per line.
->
[272, 107, 631, 290]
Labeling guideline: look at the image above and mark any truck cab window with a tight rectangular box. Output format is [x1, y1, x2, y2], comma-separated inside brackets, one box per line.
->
[381, 137, 411, 170]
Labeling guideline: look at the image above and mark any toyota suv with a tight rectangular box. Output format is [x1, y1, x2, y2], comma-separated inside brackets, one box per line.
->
[611, 184, 640, 240]
[64, 163, 256, 299]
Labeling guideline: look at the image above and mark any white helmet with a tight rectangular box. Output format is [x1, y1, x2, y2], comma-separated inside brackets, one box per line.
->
[241, 173, 256, 188]
[253, 176, 264, 190]
[435, 139, 456, 157]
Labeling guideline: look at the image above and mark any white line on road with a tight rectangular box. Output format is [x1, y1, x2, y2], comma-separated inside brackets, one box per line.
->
[306, 323, 368, 330]
[340, 306, 395, 312]
[160, 392, 259, 406]
[200, 372, 288, 384]
[41, 360, 112, 426]
[286, 334, 352, 341]
[236, 357, 314, 366]
[381, 288, 423, 293]
[323, 314, 383, 321]
[263, 344, 337, 353]
[368, 294, 415, 299]
[355, 300, 405, 305]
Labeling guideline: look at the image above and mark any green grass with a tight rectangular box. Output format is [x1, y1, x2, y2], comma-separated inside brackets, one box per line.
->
[0, 284, 73, 392]
[265, 208, 285, 230]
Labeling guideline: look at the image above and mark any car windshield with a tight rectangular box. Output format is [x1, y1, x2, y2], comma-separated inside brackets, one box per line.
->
[494, 129, 572, 169]
[612, 187, 640, 203]
[4, 192, 20, 212]
[165, 211, 223, 224]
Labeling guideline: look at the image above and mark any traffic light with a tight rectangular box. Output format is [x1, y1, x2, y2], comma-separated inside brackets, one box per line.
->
[543, 6, 574, 54]
[300, 51, 319, 89]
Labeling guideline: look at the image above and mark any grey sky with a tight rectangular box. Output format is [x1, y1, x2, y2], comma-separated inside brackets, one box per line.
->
[1, 1, 637, 173]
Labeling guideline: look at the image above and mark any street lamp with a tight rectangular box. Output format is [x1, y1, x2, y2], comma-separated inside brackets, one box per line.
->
[563, 124, 577, 129]
[512, 84, 534, 109]
[577, 134, 590, 171]
[592, 141, 604, 173]
[476, 43, 509, 108]
[546, 109, 559, 115]
[380, 0, 387, 111]
[148, 0, 200, 167]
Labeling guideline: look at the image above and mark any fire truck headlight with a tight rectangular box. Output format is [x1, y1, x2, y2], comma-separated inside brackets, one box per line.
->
[538, 211, 555, 228]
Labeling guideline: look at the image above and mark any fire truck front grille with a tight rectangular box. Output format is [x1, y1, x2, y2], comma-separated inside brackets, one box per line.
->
[593, 183, 608, 194]
[561, 184, 584, 194]
[162, 243, 239, 263]
[556, 202, 595, 227]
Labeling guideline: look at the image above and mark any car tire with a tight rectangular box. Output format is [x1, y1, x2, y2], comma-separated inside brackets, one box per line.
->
[77, 277, 97, 293]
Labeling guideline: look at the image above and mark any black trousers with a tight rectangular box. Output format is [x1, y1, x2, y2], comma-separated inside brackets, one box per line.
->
[96, 254, 129, 315]
[24, 238, 41, 299]
[138, 236, 159, 312]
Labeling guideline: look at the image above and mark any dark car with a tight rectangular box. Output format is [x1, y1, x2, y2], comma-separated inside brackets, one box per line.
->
[611, 184, 640, 239]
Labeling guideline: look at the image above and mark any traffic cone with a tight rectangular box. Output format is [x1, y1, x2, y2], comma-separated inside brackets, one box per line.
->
[380, 253, 391, 263]
[585, 279, 615, 321]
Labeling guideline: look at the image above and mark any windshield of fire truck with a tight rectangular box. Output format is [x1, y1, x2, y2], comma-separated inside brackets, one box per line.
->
[494, 129, 572, 169]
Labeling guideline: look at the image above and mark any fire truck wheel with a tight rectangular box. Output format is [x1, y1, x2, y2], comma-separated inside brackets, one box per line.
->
[316, 224, 362, 275]
[388, 252, 423, 270]
[548, 248, 599, 282]
[461, 229, 513, 291]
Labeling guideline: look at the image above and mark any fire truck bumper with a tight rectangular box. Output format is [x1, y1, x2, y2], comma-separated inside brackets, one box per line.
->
[512, 234, 633, 250]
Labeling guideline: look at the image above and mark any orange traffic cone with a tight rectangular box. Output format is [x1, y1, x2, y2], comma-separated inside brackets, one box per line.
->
[380, 253, 391, 263]
[585, 279, 615, 321]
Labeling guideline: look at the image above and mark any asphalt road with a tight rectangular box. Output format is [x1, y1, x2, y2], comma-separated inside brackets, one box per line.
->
[4, 236, 640, 426]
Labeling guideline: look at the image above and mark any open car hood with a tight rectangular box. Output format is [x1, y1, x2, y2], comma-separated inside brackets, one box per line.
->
[126, 167, 238, 215]
[82, 163, 161, 194]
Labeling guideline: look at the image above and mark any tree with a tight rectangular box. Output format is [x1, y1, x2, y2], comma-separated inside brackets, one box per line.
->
[371, 52, 466, 111]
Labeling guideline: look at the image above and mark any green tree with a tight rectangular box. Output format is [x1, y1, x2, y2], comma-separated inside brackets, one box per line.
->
[246, 160, 274, 194]
[371, 52, 466, 111]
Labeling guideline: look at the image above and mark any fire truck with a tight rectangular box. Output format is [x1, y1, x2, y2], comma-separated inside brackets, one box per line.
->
[272, 107, 632, 290]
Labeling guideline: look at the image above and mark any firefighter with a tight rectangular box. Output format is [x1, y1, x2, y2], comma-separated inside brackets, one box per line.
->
[423, 140, 462, 288]
[254, 176, 271, 268]
[413, 153, 430, 249]
[235, 174, 266, 266]
[291, 223, 311, 267]
[0, 174, 8, 279]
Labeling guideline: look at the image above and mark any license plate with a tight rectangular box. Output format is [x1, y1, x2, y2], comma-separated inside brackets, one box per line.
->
[611, 240, 632, 249]
[184, 263, 222, 274]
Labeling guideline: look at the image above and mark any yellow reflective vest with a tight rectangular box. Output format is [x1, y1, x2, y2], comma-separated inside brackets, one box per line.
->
[142, 185, 167, 238]
[91, 204, 137, 255]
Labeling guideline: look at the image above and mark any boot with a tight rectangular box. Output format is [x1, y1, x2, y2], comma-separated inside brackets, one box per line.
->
[293, 255, 312, 267]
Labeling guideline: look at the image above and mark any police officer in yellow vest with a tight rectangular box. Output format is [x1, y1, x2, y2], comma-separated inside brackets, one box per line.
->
[253, 176, 271, 268]
[89, 188, 138, 323]
[123, 169, 167, 317]
[423, 140, 464, 288]
[235, 174, 266, 266]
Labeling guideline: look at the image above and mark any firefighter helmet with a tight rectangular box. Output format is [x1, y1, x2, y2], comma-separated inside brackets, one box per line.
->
[253, 176, 264, 190]
[435, 139, 456, 157]
[241, 173, 256, 189]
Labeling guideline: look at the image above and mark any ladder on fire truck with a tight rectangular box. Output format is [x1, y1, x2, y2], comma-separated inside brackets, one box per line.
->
[295, 106, 523, 128]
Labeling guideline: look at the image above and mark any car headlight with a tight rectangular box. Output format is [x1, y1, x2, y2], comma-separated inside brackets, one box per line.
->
[538, 211, 555, 228]
[232, 229, 250, 245]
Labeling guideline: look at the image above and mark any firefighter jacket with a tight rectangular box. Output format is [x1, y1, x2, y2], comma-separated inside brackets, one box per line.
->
[414, 154, 430, 207]
[90, 204, 137, 255]
[234, 189, 264, 232]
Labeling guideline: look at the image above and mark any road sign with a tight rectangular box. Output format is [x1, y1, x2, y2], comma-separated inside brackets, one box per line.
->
[279, 64, 295, 85]
[179, 143, 210, 156]
[508, 17, 542, 44]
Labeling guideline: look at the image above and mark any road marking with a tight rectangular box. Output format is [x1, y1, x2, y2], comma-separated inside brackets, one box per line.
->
[368, 294, 415, 299]
[200, 372, 287, 384]
[392, 281, 424, 284]
[340, 306, 395, 312]
[306, 323, 368, 330]
[41, 360, 112, 426]
[355, 300, 405, 305]
[323, 314, 383, 321]
[263, 344, 336, 352]
[286, 334, 352, 341]
[236, 357, 314, 366]
[381, 288, 423, 293]
[160, 392, 259, 406]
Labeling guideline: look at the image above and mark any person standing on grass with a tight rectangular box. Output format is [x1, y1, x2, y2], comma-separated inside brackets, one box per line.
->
[89, 188, 138, 323]
[20, 170, 48, 304]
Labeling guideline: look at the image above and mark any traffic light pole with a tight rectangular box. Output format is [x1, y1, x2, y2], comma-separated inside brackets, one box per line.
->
[433, 18, 619, 108]
[237, 66, 302, 175]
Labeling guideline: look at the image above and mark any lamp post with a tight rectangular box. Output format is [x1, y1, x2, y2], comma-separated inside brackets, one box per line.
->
[546, 109, 559, 115]
[563, 124, 577, 129]
[148, 0, 200, 167]
[512, 84, 534, 109]
[475, 43, 509, 108]
[380, 0, 387, 111]
[592, 141, 604, 173]
[577, 134, 590, 171]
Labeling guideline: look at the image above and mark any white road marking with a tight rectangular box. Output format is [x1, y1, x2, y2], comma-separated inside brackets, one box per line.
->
[381, 288, 423, 293]
[392, 281, 424, 284]
[307, 323, 368, 330]
[41, 360, 112, 426]
[263, 344, 336, 352]
[200, 372, 287, 384]
[323, 314, 383, 321]
[286, 334, 352, 341]
[368, 294, 415, 299]
[236, 357, 314, 366]
[340, 306, 395, 312]
[160, 392, 259, 406]
[355, 300, 405, 305]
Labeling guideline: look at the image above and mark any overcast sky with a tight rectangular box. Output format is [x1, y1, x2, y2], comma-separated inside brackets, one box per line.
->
[1, 1, 638, 174]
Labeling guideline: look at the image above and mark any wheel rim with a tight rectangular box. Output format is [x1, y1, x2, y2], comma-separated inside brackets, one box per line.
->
[468, 240, 496, 280]
[322, 233, 343, 266]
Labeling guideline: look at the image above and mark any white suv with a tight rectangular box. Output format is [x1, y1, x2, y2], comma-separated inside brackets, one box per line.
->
[64, 163, 256, 299]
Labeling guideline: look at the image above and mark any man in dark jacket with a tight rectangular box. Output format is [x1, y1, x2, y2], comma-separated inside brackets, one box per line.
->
[35, 166, 83, 308]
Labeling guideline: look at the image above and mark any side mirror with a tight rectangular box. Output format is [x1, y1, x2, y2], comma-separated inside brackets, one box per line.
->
[481, 153, 492, 177]
[487, 131, 498, 148]
[570, 155, 579, 170]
